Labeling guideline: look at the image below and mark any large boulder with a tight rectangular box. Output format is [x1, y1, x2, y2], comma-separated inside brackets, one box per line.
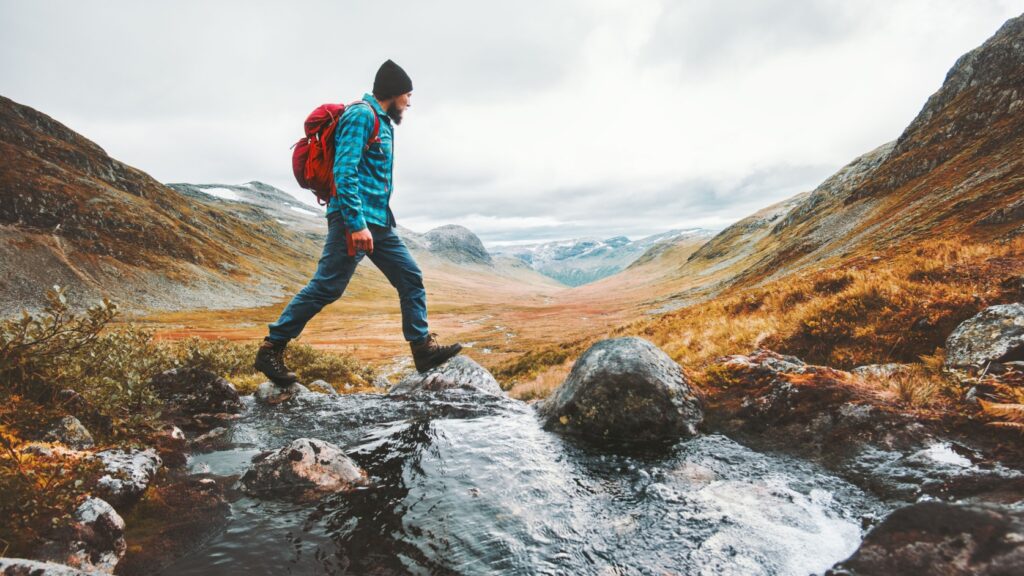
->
[389, 355, 503, 396]
[827, 501, 1024, 575]
[538, 337, 703, 441]
[149, 367, 243, 429]
[945, 303, 1024, 369]
[241, 438, 367, 500]
[35, 497, 126, 574]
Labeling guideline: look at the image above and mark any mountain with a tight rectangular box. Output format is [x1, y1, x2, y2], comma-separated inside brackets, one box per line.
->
[595, 13, 1024, 312]
[167, 181, 326, 240]
[494, 229, 713, 286]
[0, 95, 323, 315]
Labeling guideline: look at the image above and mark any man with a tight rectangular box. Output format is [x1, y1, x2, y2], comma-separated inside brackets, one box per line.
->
[255, 59, 462, 386]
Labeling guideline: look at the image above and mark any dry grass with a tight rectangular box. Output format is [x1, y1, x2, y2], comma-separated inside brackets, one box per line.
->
[507, 358, 575, 401]
[497, 235, 1024, 412]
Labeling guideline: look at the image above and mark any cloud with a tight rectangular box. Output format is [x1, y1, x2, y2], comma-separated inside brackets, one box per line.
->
[2, 0, 1021, 243]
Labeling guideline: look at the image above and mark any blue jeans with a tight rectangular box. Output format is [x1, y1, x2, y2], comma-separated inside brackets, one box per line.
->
[267, 212, 429, 344]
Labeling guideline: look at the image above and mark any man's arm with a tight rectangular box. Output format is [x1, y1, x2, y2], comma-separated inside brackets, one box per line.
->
[333, 104, 375, 233]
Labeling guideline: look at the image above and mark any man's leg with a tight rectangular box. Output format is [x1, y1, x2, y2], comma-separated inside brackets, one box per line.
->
[267, 212, 363, 341]
[365, 225, 429, 343]
[367, 225, 461, 371]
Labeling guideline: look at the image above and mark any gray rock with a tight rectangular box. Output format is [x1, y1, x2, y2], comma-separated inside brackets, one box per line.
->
[0, 559, 108, 575]
[389, 355, 503, 396]
[150, 367, 243, 428]
[827, 501, 1024, 575]
[539, 337, 703, 441]
[45, 416, 94, 449]
[154, 425, 187, 467]
[945, 303, 1024, 369]
[94, 449, 161, 507]
[254, 381, 309, 404]
[241, 438, 367, 499]
[307, 379, 337, 395]
[189, 426, 231, 452]
[851, 363, 912, 379]
[35, 497, 125, 574]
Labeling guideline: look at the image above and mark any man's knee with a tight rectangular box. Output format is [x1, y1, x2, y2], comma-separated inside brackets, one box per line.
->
[300, 276, 345, 303]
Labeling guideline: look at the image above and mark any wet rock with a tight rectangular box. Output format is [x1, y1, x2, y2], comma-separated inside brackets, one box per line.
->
[150, 367, 243, 430]
[538, 337, 703, 441]
[45, 416, 94, 449]
[389, 355, 503, 396]
[36, 497, 126, 574]
[254, 381, 309, 405]
[702, 349, 1024, 502]
[189, 426, 231, 452]
[0, 558, 107, 575]
[307, 379, 337, 395]
[94, 449, 162, 508]
[827, 501, 1024, 575]
[945, 303, 1024, 369]
[154, 425, 187, 468]
[241, 438, 367, 500]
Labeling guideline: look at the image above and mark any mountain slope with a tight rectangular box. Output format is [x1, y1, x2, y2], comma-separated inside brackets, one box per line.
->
[0, 95, 325, 315]
[594, 13, 1024, 313]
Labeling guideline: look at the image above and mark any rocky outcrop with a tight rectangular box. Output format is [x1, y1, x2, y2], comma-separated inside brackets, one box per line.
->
[389, 355, 504, 396]
[94, 449, 162, 508]
[150, 367, 243, 430]
[45, 416, 94, 450]
[945, 303, 1024, 369]
[35, 497, 126, 574]
[702, 349, 1024, 501]
[538, 337, 703, 441]
[827, 501, 1024, 575]
[241, 438, 367, 500]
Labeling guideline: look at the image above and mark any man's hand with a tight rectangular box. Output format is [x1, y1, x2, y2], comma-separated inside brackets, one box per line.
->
[351, 228, 373, 253]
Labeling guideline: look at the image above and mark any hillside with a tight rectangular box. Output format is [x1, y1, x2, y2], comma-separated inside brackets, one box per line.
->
[0, 97, 323, 315]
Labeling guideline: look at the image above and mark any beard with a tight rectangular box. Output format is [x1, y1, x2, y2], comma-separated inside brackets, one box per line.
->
[386, 101, 404, 125]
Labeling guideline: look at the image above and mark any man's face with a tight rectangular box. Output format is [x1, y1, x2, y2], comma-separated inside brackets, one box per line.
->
[386, 92, 411, 125]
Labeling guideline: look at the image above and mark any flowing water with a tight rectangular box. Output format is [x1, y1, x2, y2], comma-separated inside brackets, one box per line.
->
[166, 389, 887, 575]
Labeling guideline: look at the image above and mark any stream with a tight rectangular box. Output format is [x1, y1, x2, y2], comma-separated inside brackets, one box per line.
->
[165, 390, 890, 575]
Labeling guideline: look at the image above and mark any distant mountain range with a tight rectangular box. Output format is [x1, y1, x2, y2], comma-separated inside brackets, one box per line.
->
[494, 229, 714, 286]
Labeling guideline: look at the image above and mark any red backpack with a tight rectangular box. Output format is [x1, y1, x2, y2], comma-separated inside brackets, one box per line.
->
[291, 101, 380, 205]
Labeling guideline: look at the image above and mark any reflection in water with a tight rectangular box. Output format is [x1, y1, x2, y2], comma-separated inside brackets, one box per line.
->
[170, 390, 884, 575]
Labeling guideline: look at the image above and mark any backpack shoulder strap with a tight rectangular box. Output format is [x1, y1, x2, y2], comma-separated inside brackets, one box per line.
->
[348, 101, 381, 150]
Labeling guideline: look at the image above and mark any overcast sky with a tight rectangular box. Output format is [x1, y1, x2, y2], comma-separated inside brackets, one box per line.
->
[2, 1, 1021, 246]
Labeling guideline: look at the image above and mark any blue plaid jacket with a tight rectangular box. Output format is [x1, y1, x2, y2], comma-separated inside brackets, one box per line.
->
[326, 93, 395, 230]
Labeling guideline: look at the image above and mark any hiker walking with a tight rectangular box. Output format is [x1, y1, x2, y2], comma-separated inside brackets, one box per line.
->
[256, 60, 462, 386]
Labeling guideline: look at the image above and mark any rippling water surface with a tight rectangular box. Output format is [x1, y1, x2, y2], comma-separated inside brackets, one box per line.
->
[167, 390, 885, 575]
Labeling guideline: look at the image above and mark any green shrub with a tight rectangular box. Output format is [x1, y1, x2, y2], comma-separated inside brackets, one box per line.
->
[0, 286, 167, 441]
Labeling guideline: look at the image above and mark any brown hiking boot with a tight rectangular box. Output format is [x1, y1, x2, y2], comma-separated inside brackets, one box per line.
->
[410, 332, 462, 373]
[254, 337, 298, 385]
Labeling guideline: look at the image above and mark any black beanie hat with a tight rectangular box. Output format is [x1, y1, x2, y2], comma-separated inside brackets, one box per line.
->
[373, 59, 413, 100]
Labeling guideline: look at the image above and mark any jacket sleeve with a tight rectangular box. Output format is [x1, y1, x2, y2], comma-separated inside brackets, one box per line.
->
[333, 105, 375, 232]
